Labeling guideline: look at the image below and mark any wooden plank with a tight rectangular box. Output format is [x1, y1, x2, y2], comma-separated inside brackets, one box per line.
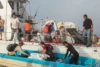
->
[0, 58, 52, 67]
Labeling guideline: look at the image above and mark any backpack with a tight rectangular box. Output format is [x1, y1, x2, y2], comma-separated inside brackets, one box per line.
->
[7, 43, 18, 52]
[43, 25, 49, 33]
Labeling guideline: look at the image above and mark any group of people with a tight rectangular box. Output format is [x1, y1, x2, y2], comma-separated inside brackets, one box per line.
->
[7, 40, 79, 65]
[9, 13, 32, 41]
[0, 13, 93, 65]
[43, 21, 66, 43]
[6, 14, 94, 64]
[0, 13, 93, 48]
[43, 14, 93, 47]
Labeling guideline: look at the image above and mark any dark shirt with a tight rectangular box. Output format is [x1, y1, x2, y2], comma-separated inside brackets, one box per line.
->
[65, 44, 79, 58]
[83, 18, 92, 29]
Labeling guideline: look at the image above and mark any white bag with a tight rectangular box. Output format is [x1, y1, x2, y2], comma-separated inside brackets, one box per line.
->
[28, 53, 50, 60]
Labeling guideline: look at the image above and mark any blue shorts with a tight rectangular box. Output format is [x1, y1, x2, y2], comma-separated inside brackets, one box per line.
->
[0, 26, 3, 32]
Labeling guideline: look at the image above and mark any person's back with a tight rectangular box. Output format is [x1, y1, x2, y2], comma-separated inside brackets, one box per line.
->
[67, 44, 78, 55]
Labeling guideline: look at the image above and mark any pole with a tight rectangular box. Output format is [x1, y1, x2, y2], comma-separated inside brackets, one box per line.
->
[4, 0, 8, 41]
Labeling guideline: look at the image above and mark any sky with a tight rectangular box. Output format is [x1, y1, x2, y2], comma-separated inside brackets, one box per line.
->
[26, 0, 100, 36]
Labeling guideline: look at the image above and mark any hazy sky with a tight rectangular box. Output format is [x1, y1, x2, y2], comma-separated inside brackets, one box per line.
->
[26, 0, 100, 36]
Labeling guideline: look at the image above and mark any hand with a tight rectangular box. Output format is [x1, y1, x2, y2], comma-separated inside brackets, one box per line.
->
[82, 29, 84, 32]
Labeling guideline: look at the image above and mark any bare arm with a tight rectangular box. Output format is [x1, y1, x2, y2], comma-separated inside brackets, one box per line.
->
[17, 46, 29, 56]
[91, 24, 93, 32]
[18, 23, 19, 29]
[10, 23, 12, 29]
[82, 26, 85, 32]
[90, 19, 93, 32]
[17, 18, 20, 29]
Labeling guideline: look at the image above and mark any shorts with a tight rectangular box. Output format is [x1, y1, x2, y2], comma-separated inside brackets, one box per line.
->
[0, 26, 3, 32]
[8, 52, 15, 56]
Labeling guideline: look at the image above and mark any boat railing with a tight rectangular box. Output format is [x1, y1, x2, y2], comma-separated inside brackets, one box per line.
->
[4, 32, 88, 44]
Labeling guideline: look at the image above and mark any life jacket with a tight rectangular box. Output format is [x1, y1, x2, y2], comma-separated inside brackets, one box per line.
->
[24, 22, 31, 31]
[7, 43, 18, 52]
[43, 25, 49, 33]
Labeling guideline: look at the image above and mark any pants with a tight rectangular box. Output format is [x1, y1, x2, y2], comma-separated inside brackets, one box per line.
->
[70, 54, 79, 65]
[25, 31, 31, 41]
[83, 29, 92, 45]
[10, 29, 19, 41]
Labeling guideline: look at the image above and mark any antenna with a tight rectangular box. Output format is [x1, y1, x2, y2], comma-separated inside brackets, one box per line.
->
[33, 5, 41, 19]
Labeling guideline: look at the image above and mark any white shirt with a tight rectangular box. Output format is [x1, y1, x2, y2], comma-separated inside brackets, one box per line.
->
[11, 18, 19, 29]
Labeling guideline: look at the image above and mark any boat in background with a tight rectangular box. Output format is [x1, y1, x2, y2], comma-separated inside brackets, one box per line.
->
[0, 0, 100, 67]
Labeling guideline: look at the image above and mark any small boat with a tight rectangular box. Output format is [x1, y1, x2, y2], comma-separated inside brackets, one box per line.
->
[0, 50, 96, 67]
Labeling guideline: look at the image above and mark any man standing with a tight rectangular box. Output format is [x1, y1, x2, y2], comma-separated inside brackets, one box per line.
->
[10, 13, 19, 41]
[0, 16, 4, 40]
[63, 41, 79, 65]
[82, 14, 93, 47]
[24, 20, 31, 41]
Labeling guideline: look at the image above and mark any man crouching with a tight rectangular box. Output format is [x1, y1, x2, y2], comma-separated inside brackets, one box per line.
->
[7, 41, 30, 57]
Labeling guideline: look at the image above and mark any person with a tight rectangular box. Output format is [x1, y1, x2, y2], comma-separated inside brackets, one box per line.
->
[59, 26, 66, 42]
[43, 23, 50, 42]
[7, 40, 30, 57]
[10, 13, 19, 41]
[63, 41, 79, 65]
[24, 20, 31, 41]
[82, 14, 93, 47]
[48, 22, 55, 35]
[0, 16, 4, 40]
[40, 41, 54, 61]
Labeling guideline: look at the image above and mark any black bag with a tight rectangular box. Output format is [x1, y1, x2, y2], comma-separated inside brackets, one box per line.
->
[7, 43, 18, 51]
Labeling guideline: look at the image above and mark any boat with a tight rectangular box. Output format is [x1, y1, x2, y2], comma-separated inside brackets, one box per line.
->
[0, 0, 100, 67]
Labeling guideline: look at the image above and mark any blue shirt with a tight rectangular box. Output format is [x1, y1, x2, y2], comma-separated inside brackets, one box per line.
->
[48, 26, 55, 34]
